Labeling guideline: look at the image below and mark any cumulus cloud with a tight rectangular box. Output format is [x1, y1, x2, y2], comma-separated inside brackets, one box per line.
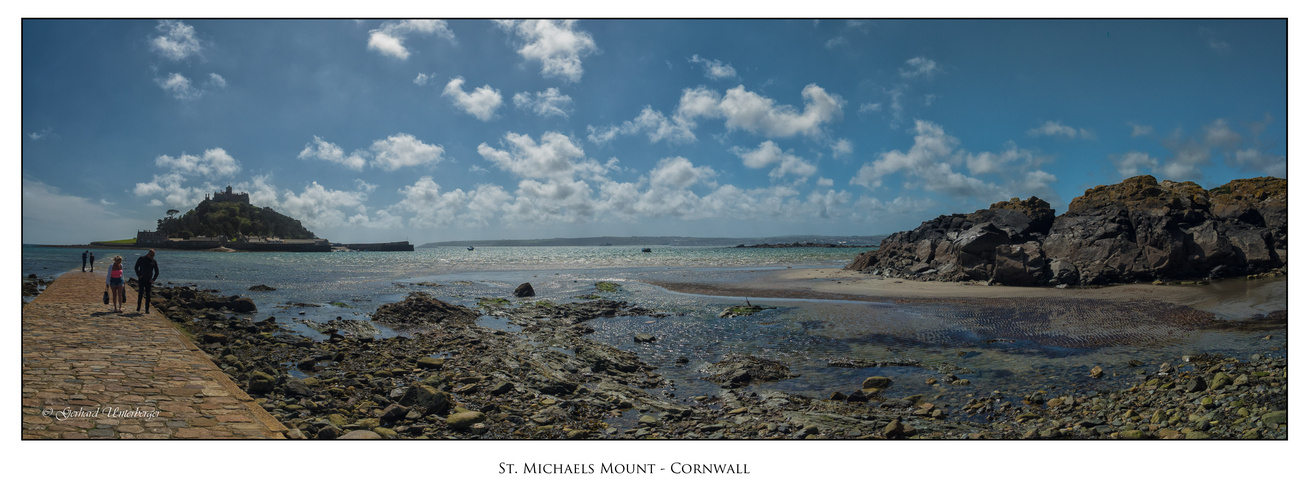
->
[478, 131, 607, 181]
[370, 133, 445, 170]
[367, 20, 456, 60]
[513, 88, 573, 118]
[278, 181, 370, 229]
[900, 57, 941, 80]
[298, 136, 369, 170]
[1110, 151, 1159, 178]
[155, 148, 242, 179]
[678, 84, 845, 138]
[149, 20, 203, 61]
[647, 156, 716, 190]
[830, 138, 853, 158]
[689, 54, 737, 80]
[852, 120, 1055, 201]
[587, 106, 697, 145]
[731, 141, 818, 183]
[495, 20, 597, 83]
[443, 77, 503, 121]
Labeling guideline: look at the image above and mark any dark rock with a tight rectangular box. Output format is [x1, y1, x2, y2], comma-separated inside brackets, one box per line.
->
[248, 284, 277, 291]
[634, 333, 657, 343]
[703, 354, 794, 388]
[372, 292, 478, 328]
[229, 297, 258, 313]
[847, 176, 1287, 286]
[398, 384, 451, 416]
[861, 376, 893, 390]
[1184, 377, 1208, 393]
[284, 378, 312, 397]
[247, 371, 276, 394]
[446, 411, 486, 431]
[513, 283, 535, 298]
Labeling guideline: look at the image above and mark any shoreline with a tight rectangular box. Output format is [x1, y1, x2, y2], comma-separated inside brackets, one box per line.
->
[646, 268, 1287, 317]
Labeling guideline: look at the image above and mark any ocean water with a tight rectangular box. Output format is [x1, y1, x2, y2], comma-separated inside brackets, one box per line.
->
[22, 244, 1286, 406]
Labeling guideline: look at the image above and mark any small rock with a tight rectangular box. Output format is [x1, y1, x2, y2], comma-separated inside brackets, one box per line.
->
[446, 411, 487, 431]
[339, 430, 382, 439]
[861, 376, 893, 390]
[1090, 366, 1104, 378]
[634, 333, 657, 343]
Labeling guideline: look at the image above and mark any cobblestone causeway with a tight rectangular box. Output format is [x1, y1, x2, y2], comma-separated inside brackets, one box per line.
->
[22, 271, 288, 439]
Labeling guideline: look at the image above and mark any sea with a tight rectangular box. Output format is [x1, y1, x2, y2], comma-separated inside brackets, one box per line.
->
[22, 244, 1288, 409]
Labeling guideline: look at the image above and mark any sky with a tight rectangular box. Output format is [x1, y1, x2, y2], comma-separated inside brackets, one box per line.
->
[21, 18, 1288, 245]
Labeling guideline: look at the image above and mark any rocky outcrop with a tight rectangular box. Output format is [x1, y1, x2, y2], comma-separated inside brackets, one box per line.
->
[371, 291, 478, 328]
[846, 176, 1287, 286]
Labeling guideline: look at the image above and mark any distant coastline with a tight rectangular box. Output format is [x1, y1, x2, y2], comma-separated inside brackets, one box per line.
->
[420, 234, 886, 248]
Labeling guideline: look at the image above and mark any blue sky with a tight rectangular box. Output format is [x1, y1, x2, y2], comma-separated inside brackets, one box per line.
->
[21, 19, 1287, 245]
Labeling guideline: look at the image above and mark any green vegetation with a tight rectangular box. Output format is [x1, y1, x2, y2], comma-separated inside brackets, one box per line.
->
[155, 200, 316, 240]
[595, 281, 623, 293]
[477, 297, 511, 309]
[94, 238, 137, 245]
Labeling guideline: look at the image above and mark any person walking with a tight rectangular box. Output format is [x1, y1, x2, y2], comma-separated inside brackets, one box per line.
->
[89, 252, 96, 272]
[106, 255, 126, 313]
[134, 249, 159, 314]
[82, 250, 88, 272]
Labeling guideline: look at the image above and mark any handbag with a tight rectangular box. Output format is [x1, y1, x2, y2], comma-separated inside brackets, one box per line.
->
[103, 290, 109, 304]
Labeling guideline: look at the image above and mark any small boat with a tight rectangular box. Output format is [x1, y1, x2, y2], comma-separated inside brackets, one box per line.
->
[467, 246, 475, 251]
[640, 248, 651, 253]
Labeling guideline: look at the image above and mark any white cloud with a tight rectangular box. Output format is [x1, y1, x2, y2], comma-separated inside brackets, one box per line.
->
[1029, 120, 1077, 138]
[647, 157, 716, 190]
[392, 176, 473, 228]
[367, 20, 456, 60]
[852, 120, 1055, 201]
[443, 77, 503, 121]
[830, 138, 853, 158]
[1110, 151, 1159, 178]
[1233, 148, 1287, 177]
[588, 106, 698, 145]
[495, 20, 597, 83]
[732, 141, 818, 182]
[209, 73, 227, 88]
[859, 102, 882, 114]
[1204, 119, 1242, 148]
[816, 177, 835, 187]
[478, 131, 607, 181]
[278, 181, 370, 229]
[900, 57, 941, 80]
[679, 84, 845, 138]
[1129, 123, 1154, 137]
[298, 136, 369, 170]
[824, 36, 848, 49]
[27, 127, 54, 140]
[155, 148, 241, 179]
[158, 73, 201, 100]
[513, 88, 573, 118]
[689, 54, 738, 80]
[414, 73, 436, 86]
[149, 20, 202, 61]
[370, 133, 445, 170]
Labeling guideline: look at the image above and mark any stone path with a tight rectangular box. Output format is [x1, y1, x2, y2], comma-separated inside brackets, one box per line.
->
[21, 270, 288, 439]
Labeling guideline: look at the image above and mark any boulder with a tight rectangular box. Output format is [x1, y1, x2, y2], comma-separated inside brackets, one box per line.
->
[398, 384, 451, 416]
[446, 411, 487, 431]
[513, 283, 535, 298]
[703, 354, 795, 388]
[339, 430, 382, 439]
[372, 292, 478, 328]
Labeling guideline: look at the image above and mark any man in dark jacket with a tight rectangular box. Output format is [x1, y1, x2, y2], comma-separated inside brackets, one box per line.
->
[134, 249, 160, 313]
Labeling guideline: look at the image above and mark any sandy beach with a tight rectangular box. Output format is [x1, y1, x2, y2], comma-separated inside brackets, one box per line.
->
[650, 268, 1287, 319]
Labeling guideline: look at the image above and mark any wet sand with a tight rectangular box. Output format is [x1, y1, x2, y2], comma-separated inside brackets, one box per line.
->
[650, 268, 1287, 318]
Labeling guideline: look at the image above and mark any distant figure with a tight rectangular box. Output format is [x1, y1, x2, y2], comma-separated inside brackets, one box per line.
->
[82, 250, 88, 272]
[106, 255, 126, 313]
[134, 249, 159, 314]
[89, 252, 96, 272]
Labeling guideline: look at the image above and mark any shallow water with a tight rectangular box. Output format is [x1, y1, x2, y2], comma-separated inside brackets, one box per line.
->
[23, 244, 1287, 409]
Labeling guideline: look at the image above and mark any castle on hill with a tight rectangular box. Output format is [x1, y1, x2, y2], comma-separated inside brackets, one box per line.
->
[206, 185, 249, 204]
